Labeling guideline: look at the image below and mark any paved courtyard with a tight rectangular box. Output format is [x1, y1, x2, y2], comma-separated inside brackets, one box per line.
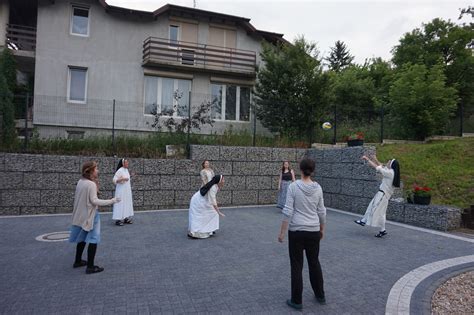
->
[0, 206, 473, 314]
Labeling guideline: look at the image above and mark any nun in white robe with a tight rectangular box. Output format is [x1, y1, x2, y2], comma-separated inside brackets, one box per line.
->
[112, 159, 134, 225]
[355, 158, 400, 237]
[188, 175, 225, 239]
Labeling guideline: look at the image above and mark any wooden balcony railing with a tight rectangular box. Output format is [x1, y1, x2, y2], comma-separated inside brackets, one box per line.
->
[143, 37, 256, 76]
[6, 24, 36, 52]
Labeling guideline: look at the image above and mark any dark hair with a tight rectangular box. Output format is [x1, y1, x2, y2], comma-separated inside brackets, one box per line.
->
[281, 161, 291, 172]
[391, 160, 401, 188]
[300, 159, 315, 177]
[200, 175, 223, 196]
[202, 160, 209, 169]
[116, 158, 127, 171]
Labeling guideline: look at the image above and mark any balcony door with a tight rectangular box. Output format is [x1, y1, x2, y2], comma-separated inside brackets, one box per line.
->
[170, 21, 198, 66]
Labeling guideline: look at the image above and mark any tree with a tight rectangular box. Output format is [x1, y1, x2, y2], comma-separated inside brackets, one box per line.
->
[0, 49, 17, 147]
[0, 73, 16, 147]
[391, 18, 474, 133]
[325, 40, 354, 72]
[327, 65, 376, 122]
[388, 63, 458, 140]
[254, 36, 330, 142]
[149, 90, 214, 134]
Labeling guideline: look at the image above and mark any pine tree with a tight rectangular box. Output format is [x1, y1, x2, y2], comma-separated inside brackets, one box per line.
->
[326, 40, 355, 72]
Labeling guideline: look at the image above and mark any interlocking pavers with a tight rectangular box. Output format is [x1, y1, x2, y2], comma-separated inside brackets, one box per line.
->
[0, 206, 472, 314]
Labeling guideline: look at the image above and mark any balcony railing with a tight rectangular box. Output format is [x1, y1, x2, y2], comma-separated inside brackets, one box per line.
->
[6, 24, 36, 52]
[143, 37, 256, 76]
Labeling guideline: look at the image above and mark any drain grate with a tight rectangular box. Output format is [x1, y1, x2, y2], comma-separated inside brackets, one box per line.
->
[36, 231, 70, 242]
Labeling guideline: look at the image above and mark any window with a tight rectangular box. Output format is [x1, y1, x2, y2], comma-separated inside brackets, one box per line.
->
[210, 83, 251, 121]
[67, 130, 85, 139]
[169, 25, 179, 46]
[71, 6, 89, 36]
[144, 76, 191, 117]
[68, 67, 87, 103]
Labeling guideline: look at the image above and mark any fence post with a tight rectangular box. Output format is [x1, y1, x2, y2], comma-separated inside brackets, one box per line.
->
[112, 99, 116, 156]
[333, 103, 337, 145]
[380, 105, 384, 144]
[187, 90, 191, 159]
[252, 101, 257, 147]
[24, 93, 29, 151]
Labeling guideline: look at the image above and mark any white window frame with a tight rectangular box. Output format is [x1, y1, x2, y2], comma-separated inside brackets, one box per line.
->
[70, 5, 90, 37]
[211, 83, 251, 122]
[67, 66, 88, 104]
[143, 76, 191, 118]
[169, 25, 180, 48]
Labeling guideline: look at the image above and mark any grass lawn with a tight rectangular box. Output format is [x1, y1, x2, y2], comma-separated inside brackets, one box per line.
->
[376, 137, 474, 209]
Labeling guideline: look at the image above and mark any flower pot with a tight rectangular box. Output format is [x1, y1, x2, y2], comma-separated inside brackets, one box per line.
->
[413, 195, 431, 205]
[347, 139, 364, 147]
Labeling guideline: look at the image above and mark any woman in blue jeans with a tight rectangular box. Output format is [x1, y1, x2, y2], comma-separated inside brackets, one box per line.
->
[278, 158, 327, 310]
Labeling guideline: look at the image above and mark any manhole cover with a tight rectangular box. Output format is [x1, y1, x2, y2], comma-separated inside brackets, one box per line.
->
[36, 231, 70, 242]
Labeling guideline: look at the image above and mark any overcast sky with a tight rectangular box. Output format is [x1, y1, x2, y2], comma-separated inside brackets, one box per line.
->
[108, 0, 472, 64]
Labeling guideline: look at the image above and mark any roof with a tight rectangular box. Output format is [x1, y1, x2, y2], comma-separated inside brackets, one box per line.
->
[97, 1, 286, 44]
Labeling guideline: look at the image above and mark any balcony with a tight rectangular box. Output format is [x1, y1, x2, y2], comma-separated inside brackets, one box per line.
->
[6, 24, 36, 52]
[143, 37, 256, 77]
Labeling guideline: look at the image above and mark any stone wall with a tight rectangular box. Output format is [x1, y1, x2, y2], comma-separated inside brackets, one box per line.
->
[0, 146, 461, 231]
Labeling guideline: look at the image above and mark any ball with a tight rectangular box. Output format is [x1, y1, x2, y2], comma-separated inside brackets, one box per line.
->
[322, 122, 332, 130]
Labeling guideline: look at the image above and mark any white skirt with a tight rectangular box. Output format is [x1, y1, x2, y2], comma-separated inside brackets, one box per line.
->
[363, 191, 390, 228]
[188, 191, 219, 239]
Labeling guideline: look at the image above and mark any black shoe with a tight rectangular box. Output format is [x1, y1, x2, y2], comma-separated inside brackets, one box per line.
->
[73, 260, 87, 268]
[115, 220, 124, 226]
[286, 299, 302, 310]
[354, 219, 366, 226]
[316, 296, 326, 305]
[124, 218, 133, 224]
[375, 230, 387, 238]
[86, 265, 104, 274]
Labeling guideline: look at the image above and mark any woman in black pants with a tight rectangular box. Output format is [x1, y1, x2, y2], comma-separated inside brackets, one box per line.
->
[278, 158, 327, 310]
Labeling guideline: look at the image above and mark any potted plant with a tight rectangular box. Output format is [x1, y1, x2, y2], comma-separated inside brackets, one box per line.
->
[346, 132, 364, 147]
[412, 184, 432, 205]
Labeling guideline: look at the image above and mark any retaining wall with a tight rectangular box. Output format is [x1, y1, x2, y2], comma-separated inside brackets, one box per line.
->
[0, 145, 461, 231]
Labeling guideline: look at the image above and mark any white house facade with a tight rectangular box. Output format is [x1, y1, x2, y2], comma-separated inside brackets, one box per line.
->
[1, 0, 286, 139]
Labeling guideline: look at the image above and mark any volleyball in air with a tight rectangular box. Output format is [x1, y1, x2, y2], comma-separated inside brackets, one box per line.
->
[322, 122, 332, 130]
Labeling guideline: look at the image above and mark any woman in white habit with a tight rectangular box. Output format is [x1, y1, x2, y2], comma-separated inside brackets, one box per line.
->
[112, 158, 134, 226]
[188, 175, 225, 239]
[354, 155, 400, 237]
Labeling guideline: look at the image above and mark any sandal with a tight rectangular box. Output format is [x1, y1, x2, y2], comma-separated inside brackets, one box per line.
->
[124, 218, 133, 224]
[375, 230, 387, 238]
[354, 219, 366, 226]
[115, 220, 124, 226]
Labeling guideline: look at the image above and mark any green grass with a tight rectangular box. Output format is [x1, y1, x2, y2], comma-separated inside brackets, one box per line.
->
[376, 137, 474, 209]
[1, 131, 306, 159]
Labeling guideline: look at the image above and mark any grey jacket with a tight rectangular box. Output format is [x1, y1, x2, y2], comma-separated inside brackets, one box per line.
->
[282, 180, 326, 232]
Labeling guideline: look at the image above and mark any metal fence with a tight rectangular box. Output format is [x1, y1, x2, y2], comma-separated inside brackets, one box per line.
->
[5, 92, 474, 153]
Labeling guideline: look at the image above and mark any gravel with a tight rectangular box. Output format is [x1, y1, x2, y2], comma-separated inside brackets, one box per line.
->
[431, 271, 474, 314]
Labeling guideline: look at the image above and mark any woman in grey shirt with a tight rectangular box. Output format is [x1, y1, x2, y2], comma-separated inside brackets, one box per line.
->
[278, 158, 326, 310]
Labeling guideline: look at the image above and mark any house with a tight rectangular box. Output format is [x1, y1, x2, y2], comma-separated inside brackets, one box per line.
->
[0, 0, 286, 139]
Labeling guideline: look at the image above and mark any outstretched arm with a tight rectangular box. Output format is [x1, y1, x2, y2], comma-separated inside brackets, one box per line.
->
[361, 155, 381, 169]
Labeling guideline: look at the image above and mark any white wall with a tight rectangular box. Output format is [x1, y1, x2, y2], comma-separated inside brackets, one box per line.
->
[33, 0, 271, 138]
